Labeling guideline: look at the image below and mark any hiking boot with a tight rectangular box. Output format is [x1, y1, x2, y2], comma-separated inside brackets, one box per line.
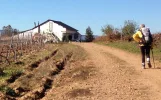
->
[142, 65, 145, 69]
[142, 63, 145, 69]
[148, 62, 152, 68]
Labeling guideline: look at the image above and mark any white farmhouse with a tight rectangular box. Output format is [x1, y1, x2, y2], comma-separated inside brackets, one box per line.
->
[16, 19, 80, 42]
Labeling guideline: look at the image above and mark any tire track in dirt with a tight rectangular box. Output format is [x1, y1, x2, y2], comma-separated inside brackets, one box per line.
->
[75, 43, 161, 100]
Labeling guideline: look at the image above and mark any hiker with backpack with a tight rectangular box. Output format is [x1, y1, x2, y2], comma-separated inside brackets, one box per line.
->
[133, 24, 153, 69]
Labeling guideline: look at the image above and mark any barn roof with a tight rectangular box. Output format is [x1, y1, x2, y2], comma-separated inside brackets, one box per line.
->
[20, 19, 78, 33]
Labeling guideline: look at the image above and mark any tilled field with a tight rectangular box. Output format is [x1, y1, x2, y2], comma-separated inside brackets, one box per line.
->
[0, 43, 87, 100]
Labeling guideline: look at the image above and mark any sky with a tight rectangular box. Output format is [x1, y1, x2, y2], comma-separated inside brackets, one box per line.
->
[0, 0, 161, 35]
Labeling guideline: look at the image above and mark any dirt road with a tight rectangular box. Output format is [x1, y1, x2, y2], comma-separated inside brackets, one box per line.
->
[71, 43, 161, 100]
[12, 43, 160, 100]
[3, 43, 161, 100]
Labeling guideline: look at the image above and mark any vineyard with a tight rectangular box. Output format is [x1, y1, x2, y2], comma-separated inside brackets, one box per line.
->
[0, 42, 88, 99]
[0, 33, 45, 65]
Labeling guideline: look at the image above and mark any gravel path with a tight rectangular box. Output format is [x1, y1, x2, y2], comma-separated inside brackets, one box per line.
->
[74, 43, 161, 100]
[43, 43, 161, 100]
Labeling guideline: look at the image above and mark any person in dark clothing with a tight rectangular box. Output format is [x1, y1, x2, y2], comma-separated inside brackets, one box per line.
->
[133, 24, 153, 69]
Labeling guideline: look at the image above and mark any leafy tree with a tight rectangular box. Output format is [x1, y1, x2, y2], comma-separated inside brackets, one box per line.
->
[2, 25, 13, 36]
[13, 29, 19, 35]
[85, 26, 94, 42]
[2, 25, 19, 36]
[101, 24, 114, 36]
[122, 20, 138, 36]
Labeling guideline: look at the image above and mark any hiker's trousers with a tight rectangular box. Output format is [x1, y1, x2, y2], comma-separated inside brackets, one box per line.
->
[140, 46, 151, 64]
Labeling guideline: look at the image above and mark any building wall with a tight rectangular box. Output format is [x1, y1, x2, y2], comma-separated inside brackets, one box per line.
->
[51, 21, 66, 41]
[37, 21, 66, 41]
[16, 21, 67, 41]
[14, 21, 79, 42]
[18, 30, 33, 39]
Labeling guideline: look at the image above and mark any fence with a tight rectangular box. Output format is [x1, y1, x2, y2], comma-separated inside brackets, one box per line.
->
[0, 32, 45, 65]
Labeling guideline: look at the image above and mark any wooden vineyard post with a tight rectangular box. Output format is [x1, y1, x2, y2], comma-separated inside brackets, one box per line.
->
[22, 32, 24, 54]
[30, 32, 33, 50]
[5, 46, 10, 65]
[7, 33, 13, 61]
[12, 32, 17, 62]
[0, 32, 1, 42]
[24, 32, 27, 54]
[17, 32, 20, 58]
[28, 33, 30, 53]
[18, 32, 22, 56]
[0, 33, 2, 63]
[0, 52, 1, 63]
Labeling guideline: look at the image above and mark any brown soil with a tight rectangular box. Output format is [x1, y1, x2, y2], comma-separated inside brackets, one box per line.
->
[1, 43, 161, 100]
[43, 43, 161, 100]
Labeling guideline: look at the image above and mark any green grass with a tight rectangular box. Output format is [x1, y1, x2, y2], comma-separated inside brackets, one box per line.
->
[0, 85, 17, 96]
[97, 41, 161, 62]
[97, 41, 140, 53]
[0, 68, 23, 82]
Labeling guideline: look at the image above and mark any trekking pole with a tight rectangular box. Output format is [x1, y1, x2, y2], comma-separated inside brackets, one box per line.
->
[151, 49, 155, 68]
